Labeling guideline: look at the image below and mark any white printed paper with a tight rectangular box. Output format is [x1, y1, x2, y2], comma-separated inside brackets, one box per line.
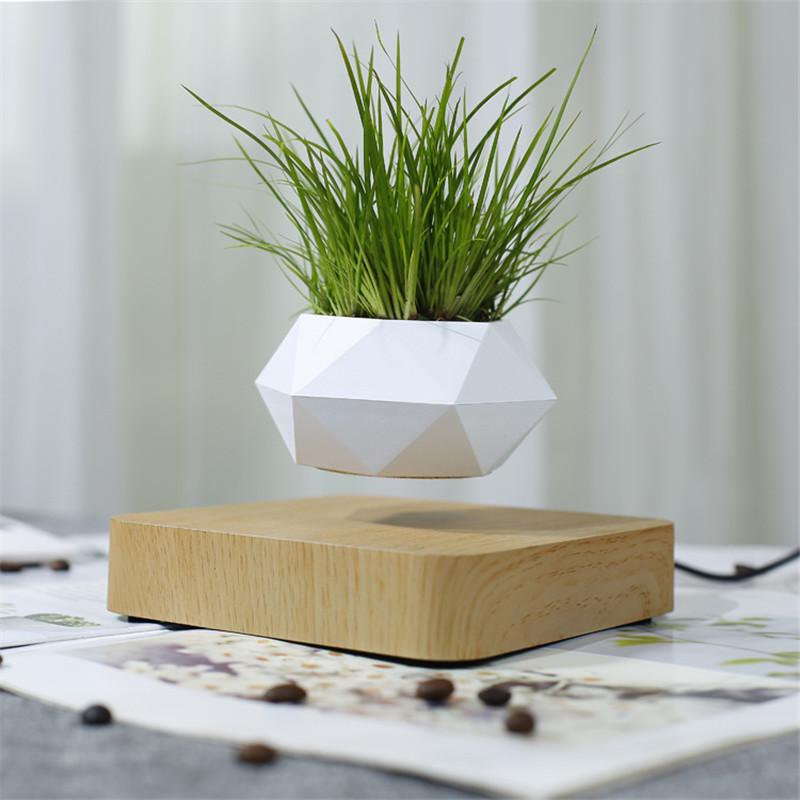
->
[1, 557, 162, 648]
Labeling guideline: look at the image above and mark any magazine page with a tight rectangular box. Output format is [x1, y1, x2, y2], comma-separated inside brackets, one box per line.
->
[1, 531, 162, 648]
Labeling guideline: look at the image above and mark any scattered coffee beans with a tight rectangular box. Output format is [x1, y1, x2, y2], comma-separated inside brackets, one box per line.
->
[415, 678, 455, 703]
[0, 562, 24, 573]
[48, 559, 71, 572]
[236, 742, 277, 765]
[478, 685, 511, 707]
[263, 683, 306, 704]
[81, 704, 113, 726]
[505, 708, 536, 735]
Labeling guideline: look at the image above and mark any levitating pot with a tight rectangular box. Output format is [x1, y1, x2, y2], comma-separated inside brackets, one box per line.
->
[255, 314, 556, 478]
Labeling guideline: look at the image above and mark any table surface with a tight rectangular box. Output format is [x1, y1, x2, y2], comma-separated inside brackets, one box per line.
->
[1, 514, 798, 799]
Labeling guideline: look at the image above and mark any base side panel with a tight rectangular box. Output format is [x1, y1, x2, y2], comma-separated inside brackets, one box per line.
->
[108, 522, 431, 657]
[431, 528, 674, 660]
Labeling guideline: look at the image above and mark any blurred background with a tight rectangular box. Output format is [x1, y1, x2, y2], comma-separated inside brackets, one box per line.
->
[1, 1, 797, 544]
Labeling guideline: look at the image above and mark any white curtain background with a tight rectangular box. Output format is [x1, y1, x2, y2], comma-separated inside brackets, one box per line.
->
[1, 1, 797, 544]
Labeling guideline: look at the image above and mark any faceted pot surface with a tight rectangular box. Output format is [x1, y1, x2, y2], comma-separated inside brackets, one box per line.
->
[255, 314, 556, 478]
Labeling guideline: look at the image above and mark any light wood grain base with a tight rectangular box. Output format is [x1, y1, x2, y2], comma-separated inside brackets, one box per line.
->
[107, 496, 674, 661]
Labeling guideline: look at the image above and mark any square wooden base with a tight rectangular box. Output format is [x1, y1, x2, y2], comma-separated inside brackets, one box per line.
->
[108, 496, 674, 662]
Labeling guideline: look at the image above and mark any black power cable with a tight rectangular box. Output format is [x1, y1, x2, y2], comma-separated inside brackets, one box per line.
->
[675, 547, 800, 582]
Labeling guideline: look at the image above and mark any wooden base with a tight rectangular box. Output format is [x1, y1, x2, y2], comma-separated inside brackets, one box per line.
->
[108, 496, 674, 662]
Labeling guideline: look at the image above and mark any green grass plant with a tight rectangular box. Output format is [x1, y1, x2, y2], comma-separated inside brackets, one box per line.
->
[185, 28, 656, 321]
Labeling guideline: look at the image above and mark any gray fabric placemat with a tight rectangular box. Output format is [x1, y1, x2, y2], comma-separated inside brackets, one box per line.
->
[1, 691, 798, 799]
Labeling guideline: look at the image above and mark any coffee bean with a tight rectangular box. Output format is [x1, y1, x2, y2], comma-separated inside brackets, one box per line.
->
[0, 561, 42, 571]
[478, 685, 511, 707]
[236, 742, 277, 765]
[263, 683, 306, 704]
[415, 678, 455, 703]
[48, 559, 71, 572]
[81, 704, 113, 725]
[505, 708, 535, 735]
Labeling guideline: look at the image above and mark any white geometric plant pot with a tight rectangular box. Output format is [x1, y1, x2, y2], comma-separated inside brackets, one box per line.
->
[255, 314, 556, 478]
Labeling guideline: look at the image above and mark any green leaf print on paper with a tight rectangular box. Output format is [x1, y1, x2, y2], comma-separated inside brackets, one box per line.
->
[722, 651, 800, 668]
[711, 617, 771, 629]
[25, 613, 100, 628]
[613, 618, 703, 647]
[614, 634, 674, 647]
[648, 617, 704, 631]
[711, 618, 799, 640]
[612, 615, 798, 660]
